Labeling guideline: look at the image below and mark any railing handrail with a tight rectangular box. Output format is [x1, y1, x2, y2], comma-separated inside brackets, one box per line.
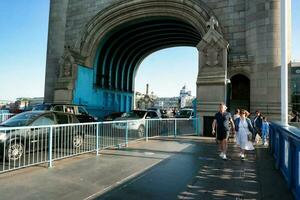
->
[0, 118, 200, 131]
[0, 116, 201, 174]
[269, 121, 300, 199]
[270, 121, 300, 143]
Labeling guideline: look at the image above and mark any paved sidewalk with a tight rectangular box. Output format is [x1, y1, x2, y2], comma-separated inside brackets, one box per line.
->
[0, 137, 293, 200]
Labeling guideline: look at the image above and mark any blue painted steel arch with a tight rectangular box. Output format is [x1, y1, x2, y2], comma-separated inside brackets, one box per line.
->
[73, 17, 201, 118]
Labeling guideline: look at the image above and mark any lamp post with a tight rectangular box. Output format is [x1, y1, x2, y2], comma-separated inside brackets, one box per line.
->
[225, 79, 231, 107]
[281, 0, 290, 125]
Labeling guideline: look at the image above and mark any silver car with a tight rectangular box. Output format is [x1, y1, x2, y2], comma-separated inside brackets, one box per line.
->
[113, 110, 160, 137]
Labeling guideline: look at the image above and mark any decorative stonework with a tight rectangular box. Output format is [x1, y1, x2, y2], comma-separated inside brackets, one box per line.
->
[206, 16, 218, 30]
[197, 16, 229, 84]
[45, 0, 288, 122]
[59, 49, 75, 78]
[204, 47, 220, 67]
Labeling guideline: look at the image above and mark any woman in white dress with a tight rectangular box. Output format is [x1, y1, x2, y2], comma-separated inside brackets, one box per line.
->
[234, 109, 255, 159]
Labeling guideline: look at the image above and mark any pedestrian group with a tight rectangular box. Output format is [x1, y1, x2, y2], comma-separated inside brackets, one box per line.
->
[212, 103, 270, 160]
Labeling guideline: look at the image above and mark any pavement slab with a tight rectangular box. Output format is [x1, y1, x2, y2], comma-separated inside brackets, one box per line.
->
[0, 136, 294, 200]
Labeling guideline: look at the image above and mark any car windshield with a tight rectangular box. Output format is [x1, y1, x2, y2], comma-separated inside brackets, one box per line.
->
[78, 106, 88, 115]
[0, 112, 41, 127]
[179, 110, 192, 116]
[121, 110, 146, 119]
[33, 104, 51, 111]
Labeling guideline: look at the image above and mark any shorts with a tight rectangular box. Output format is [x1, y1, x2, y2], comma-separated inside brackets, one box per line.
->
[217, 131, 229, 141]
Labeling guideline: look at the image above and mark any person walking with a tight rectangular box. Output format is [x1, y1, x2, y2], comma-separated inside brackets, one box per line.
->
[252, 110, 263, 143]
[212, 103, 235, 160]
[233, 109, 240, 120]
[291, 110, 300, 122]
[234, 109, 255, 159]
[261, 117, 270, 146]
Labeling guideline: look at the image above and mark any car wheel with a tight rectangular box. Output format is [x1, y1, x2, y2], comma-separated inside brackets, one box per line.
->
[72, 134, 84, 148]
[137, 125, 145, 137]
[6, 140, 24, 161]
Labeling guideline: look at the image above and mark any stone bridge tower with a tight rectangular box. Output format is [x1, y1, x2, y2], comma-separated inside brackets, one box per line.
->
[45, 0, 291, 133]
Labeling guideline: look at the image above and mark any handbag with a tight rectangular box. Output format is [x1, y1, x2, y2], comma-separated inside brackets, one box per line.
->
[241, 119, 252, 141]
[247, 132, 252, 141]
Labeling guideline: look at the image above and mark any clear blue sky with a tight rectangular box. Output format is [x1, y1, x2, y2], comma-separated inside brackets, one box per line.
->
[0, 0, 299, 100]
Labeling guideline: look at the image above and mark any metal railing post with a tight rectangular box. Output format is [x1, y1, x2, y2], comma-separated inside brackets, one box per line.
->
[125, 121, 129, 147]
[96, 123, 99, 156]
[197, 118, 200, 136]
[48, 126, 53, 168]
[174, 119, 177, 138]
[145, 120, 148, 142]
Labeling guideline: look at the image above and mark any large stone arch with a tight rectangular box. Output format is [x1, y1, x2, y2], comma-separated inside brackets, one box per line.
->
[75, 0, 222, 67]
[48, 0, 230, 125]
[45, 0, 290, 132]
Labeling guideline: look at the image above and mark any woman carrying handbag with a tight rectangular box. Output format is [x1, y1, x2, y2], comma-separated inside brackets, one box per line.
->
[234, 109, 255, 159]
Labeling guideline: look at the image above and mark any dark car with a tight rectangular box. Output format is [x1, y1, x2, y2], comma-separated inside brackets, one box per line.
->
[32, 103, 97, 123]
[0, 111, 85, 161]
[175, 108, 194, 118]
[147, 108, 169, 118]
[102, 112, 124, 121]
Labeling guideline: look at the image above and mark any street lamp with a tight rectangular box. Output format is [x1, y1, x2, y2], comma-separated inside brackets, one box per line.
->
[225, 78, 231, 106]
[280, 0, 290, 125]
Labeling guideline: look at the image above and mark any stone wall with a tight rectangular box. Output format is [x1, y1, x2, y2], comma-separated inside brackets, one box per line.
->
[45, 0, 290, 121]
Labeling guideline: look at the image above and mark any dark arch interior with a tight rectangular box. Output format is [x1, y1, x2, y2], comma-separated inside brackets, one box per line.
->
[95, 17, 202, 92]
[229, 74, 250, 112]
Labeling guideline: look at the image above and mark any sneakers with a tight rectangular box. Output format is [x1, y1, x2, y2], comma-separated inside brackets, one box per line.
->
[219, 152, 227, 160]
[222, 154, 227, 160]
[240, 153, 245, 160]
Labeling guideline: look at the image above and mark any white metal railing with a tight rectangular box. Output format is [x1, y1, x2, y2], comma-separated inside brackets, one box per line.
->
[0, 113, 14, 123]
[289, 122, 300, 128]
[0, 118, 200, 173]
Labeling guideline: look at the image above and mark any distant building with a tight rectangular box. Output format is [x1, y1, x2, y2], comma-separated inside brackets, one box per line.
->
[179, 85, 194, 108]
[153, 97, 179, 109]
[153, 85, 195, 110]
[0, 100, 13, 109]
[15, 97, 30, 110]
[28, 97, 44, 107]
[135, 84, 157, 109]
[9, 97, 44, 112]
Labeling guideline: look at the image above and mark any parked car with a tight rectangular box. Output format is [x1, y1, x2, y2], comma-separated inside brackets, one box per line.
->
[0, 111, 84, 161]
[102, 112, 124, 121]
[147, 108, 169, 118]
[113, 110, 160, 137]
[32, 103, 97, 123]
[175, 108, 194, 119]
[160, 109, 169, 118]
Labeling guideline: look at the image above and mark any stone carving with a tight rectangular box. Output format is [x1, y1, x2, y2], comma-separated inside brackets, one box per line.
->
[197, 16, 228, 69]
[204, 47, 219, 66]
[206, 16, 218, 30]
[59, 48, 75, 78]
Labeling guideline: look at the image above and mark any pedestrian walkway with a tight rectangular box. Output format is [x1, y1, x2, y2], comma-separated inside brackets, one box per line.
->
[0, 137, 293, 200]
